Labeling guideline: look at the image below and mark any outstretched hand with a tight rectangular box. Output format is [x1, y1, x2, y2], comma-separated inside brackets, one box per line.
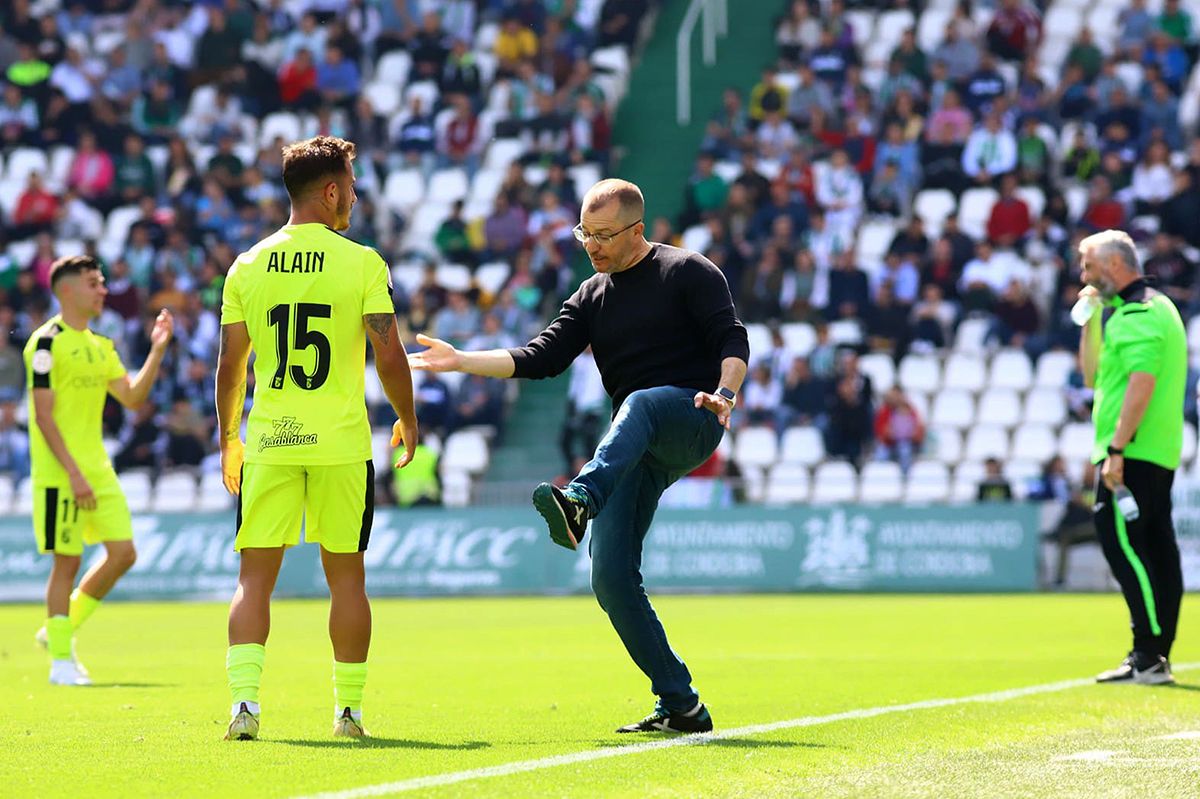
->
[407, 334, 463, 372]
[150, 309, 175, 350]
[694, 391, 734, 430]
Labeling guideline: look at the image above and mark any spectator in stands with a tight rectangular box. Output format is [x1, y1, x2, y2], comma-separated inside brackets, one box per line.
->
[390, 432, 441, 507]
[0, 81, 38, 147]
[1143, 233, 1196, 309]
[786, 63, 834, 124]
[1144, 30, 1190, 93]
[435, 200, 475, 266]
[597, 0, 649, 49]
[990, 278, 1041, 349]
[961, 112, 1017, 186]
[933, 23, 980, 83]
[495, 15, 538, 78]
[10, 172, 58, 241]
[749, 66, 787, 124]
[815, 149, 862, 240]
[826, 250, 869, 321]
[777, 356, 827, 431]
[1132, 141, 1175, 217]
[484, 194, 529, 259]
[163, 398, 207, 468]
[1016, 116, 1051, 187]
[986, 0, 1041, 62]
[1162, 171, 1200, 248]
[1065, 27, 1103, 83]
[868, 160, 912, 219]
[865, 282, 910, 358]
[976, 457, 1014, 501]
[522, 92, 570, 165]
[113, 401, 160, 472]
[1120, 0, 1156, 54]
[441, 36, 481, 99]
[987, 174, 1032, 249]
[825, 374, 872, 465]
[1031, 458, 1097, 587]
[316, 44, 362, 110]
[1081, 175, 1125, 231]
[278, 47, 319, 111]
[0, 400, 29, 479]
[559, 345, 606, 475]
[743, 363, 783, 429]
[909, 284, 955, 352]
[568, 94, 611, 167]
[873, 387, 924, 472]
[450, 373, 505, 433]
[432, 290, 480, 348]
[680, 152, 728, 230]
[777, 0, 821, 64]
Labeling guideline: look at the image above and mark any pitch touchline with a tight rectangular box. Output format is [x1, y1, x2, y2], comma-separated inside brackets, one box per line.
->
[290, 664, 1200, 799]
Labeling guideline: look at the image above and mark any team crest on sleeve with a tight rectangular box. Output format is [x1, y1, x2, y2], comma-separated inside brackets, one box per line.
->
[31, 350, 52, 375]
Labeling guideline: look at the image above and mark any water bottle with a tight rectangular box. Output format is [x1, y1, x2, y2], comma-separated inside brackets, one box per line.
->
[1114, 485, 1140, 522]
[1070, 293, 1102, 326]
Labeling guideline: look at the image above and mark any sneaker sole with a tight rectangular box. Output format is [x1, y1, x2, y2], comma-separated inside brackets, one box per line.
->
[1134, 671, 1175, 685]
[532, 484, 579, 550]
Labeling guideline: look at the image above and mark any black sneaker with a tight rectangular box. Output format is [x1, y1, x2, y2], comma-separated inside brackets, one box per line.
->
[617, 703, 713, 734]
[1096, 652, 1175, 685]
[532, 482, 589, 550]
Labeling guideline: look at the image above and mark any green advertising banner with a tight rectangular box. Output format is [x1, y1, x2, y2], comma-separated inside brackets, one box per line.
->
[0, 502, 1041, 601]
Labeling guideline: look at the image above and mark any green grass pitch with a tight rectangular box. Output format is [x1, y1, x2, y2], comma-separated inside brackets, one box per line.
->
[2, 594, 1199, 798]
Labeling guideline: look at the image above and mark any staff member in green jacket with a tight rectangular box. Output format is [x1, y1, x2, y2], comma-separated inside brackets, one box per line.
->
[1077, 229, 1186, 685]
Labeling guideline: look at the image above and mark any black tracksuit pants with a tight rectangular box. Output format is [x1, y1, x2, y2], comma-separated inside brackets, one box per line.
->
[1093, 458, 1184, 659]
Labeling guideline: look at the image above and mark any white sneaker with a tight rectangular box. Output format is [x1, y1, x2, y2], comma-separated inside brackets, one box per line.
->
[224, 703, 260, 741]
[35, 628, 89, 679]
[49, 659, 92, 686]
[332, 707, 368, 738]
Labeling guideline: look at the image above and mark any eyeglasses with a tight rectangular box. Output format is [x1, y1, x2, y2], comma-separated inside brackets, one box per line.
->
[572, 219, 641, 245]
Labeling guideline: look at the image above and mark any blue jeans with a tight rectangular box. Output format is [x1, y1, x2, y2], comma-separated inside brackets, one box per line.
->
[570, 386, 725, 712]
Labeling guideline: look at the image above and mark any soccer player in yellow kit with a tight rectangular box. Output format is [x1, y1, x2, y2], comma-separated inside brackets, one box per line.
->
[215, 136, 418, 740]
[26, 255, 174, 685]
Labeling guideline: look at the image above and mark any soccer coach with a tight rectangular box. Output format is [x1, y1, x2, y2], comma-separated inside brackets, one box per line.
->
[1078, 230, 1186, 685]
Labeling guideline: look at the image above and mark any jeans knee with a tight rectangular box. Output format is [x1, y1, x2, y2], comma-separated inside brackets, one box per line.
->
[591, 563, 636, 611]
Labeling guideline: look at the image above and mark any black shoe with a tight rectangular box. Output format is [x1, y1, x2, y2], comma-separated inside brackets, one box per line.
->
[617, 703, 713, 734]
[532, 482, 588, 550]
[1096, 652, 1175, 685]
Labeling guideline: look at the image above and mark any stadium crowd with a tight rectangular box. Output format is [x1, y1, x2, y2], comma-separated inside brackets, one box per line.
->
[654, 0, 1200, 500]
[0, 0, 652, 502]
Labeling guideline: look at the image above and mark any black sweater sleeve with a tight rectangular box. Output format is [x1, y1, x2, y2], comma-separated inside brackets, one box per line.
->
[507, 288, 590, 379]
[685, 255, 751, 365]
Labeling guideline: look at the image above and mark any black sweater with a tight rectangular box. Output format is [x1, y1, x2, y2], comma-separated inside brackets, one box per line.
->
[508, 244, 750, 413]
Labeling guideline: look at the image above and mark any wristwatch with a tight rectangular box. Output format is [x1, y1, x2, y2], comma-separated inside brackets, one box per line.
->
[1107, 445, 1125, 456]
[716, 387, 737, 405]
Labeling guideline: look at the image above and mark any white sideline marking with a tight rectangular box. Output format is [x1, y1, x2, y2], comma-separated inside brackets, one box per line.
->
[291, 663, 1200, 799]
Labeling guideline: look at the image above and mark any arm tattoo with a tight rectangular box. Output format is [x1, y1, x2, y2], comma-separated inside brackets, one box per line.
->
[365, 313, 393, 346]
[219, 324, 230, 353]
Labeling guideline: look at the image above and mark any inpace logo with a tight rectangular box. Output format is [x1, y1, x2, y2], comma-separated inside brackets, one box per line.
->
[259, 416, 319, 452]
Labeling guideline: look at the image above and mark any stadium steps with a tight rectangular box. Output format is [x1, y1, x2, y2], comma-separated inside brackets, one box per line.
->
[614, 0, 780, 223]
[485, 372, 573, 484]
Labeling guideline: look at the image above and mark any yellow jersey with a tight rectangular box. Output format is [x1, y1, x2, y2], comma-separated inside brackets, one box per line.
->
[24, 316, 126, 485]
[220, 223, 395, 465]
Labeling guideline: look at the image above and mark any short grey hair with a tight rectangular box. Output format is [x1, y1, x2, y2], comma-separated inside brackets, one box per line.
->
[1079, 229, 1141, 274]
[582, 178, 644, 222]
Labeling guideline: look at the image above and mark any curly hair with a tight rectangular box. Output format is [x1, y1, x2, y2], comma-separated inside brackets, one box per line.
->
[281, 135, 357, 199]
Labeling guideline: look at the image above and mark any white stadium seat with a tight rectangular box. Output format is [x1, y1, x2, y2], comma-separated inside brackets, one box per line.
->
[197, 471, 234, 512]
[781, 323, 817, 356]
[931, 389, 976, 430]
[914, 188, 956, 234]
[988, 349, 1033, 391]
[811, 461, 858, 504]
[956, 187, 998, 240]
[1057, 422, 1094, 462]
[764, 463, 809, 505]
[976, 388, 1021, 429]
[734, 426, 779, 469]
[857, 352, 895, 393]
[954, 317, 992, 354]
[942, 353, 987, 392]
[904, 461, 950, 503]
[441, 430, 490, 474]
[1004, 459, 1043, 499]
[375, 50, 412, 86]
[427, 169, 470, 204]
[779, 425, 825, 466]
[859, 461, 903, 503]
[927, 427, 963, 464]
[118, 471, 153, 514]
[153, 471, 198, 513]
[898, 353, 941, 394]
[951, 461, 986, 503]
[1022, 387, 1067, 426]
[15, 476, 33, 516]
[5, 147, 49, 184]
[964, 425, 1010, 461]
[1035, 350, 1076, 387]
[1011, 424, 1058, 465]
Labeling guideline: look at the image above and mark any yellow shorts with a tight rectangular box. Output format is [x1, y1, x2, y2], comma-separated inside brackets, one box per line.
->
[33, 473, 133, 556]
[235, 461, 376, 553]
